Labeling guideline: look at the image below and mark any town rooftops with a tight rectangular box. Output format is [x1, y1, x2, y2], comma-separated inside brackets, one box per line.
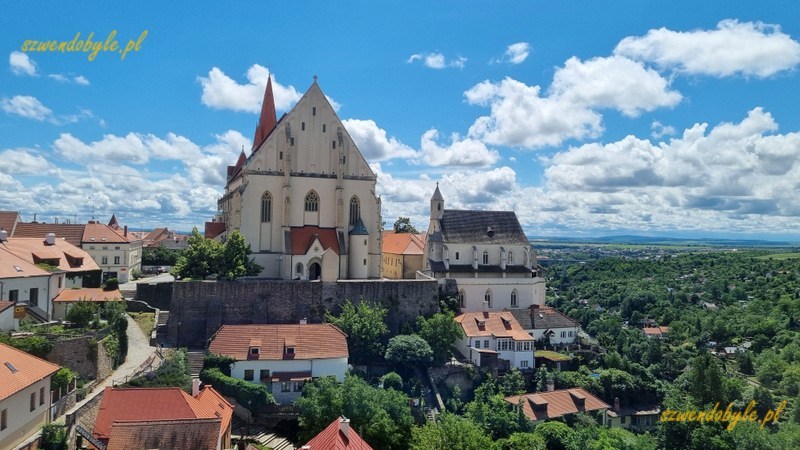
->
[290, 226, 341, 255]
[439, 210, 529, 245]
[0, 211, 20, 235]
[205, 221, 226, 239]
[382, 232, 425, 255]
[0, 237, 99, 273]
[0, 342, 61, 402]
[505, 388, 609, 422]
[303, 416, 373, 450]
[643, 326, 670, 337]
[0, 245, 50, 279]
[12, 222, 86, 247]
[93, 386, 233, 445]
[510, 305, 582, 331]
[82, 222, 132, 244]
[105, 418, 221, 450]
[209, 324, 349, 361]
[52, 288, 123, 303]
[455, 311, 533, 341]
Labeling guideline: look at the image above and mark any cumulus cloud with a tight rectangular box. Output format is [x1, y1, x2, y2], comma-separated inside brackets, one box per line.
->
[0, 149, 54, 174]
[343, 119, 417, 161]
[9, 51, 36, 76]
[615, 19, 800, 77]
[1, 95, 52, 121]
[407, 52, 467, 69]
[419, 128, 499, 167]
[651, 121, 676, 139]
[495, 42, 531, 64]
[198, 65, 302, 113]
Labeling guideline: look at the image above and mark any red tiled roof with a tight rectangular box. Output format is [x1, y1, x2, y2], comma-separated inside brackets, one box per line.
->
[382, 232, 426, 255]
[304, 417, 374, 450]
[643, 326, 669, 335]
[505, 388, 609, 422]
[0, 342, 61, 401]
[253, 76, 278, 150]
[0, 211, 19, 234]
[0, 301, 15, 313]
[208, 324, 348, 361]
[53, 288, 123, 303]
[205, 222, 226, 239]
[455, 311, 533, 341]
[0, 246, 50, 278]
[12, 223, 86, 247]
[290, 226, 340, 255]
[105, 418, 221, 450]
[82, 223, 131, 244]
[0, 237, 99, 273]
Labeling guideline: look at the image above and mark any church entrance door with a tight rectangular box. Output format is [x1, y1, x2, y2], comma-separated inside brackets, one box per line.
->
[309, 262, 321, 280]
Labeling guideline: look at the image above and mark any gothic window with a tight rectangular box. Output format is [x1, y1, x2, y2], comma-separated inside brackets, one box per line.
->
[511, 289, 518, 307]
[305, 191, 319, 212]
[482, 250, 489, 265]
[296, 263, 304, 275]
[312, 107, 316, 116]
[301, 122, 305, 131]
[349, 196, 360, 227]
[508, 251, 513, 265]
[261, 191, 272, 222]
[485, 289, 492, 308]
[323, 124, 326, 132]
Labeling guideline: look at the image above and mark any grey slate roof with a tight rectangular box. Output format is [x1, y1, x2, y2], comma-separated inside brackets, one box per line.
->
[510, 306, 581, 331]
[349, 217, 368, 235]
[439, 210, 529, 245]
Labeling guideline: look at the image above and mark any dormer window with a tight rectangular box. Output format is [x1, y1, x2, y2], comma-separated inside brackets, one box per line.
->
[285, 346, 295, 355]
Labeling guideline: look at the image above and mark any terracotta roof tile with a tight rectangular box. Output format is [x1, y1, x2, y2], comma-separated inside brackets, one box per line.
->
[455, 311, 533, 341]
[0, 246, 50, 278]
[82, 223, 131, 244]
[0, 342, 61, 401]
[290, 226, 341, 255]
[208, 324, 348, 361]
[12, 223, 86, 247]
[0, 211, 20, 235]
[105, 418, 221, 450]
[0, 238, 99, 273]
[382, 232, 426, 255]
[53, 288, 123, 303]
[205, 222, 226, 239]
[643, 326, 669, 336]
[505, 388, 609, 422]
[304, 416, 374, 450]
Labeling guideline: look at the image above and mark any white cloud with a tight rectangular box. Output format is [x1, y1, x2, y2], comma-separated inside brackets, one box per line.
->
[419, 128, 499, 167]
[615, 19, 800, 78]
[0, 149, 54, 174]
[9, 51, 36, 76]
[198, 65, 301, 113]
[497, 42, 531, 64]
[1, 95, 52, 121]
[343, 119, 417, 161]
[651, 121, 675, 139]
[54, 133, 151, 164]
[407, 52, 466, 69]
[49, 73, 90, 85]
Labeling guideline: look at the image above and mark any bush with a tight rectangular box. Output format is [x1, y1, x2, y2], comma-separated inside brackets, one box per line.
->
[381, 371, 403, 391]
[200, 367, 274, 409]
[126, 349, 192, 392]
[66, 301, 97, 328]
[51, 367, 77, 391]
[0, 334, 53, 358]
[103, 278, 119, 291]
[385, 334, 433, 366]
[131, 269, 143, 280]
[41, 423, 67, 450]
[203, 353, 236, 376]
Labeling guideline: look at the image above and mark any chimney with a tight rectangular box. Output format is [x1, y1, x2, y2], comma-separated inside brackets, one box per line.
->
[192, 378, 201, 397]
[482, 300, 489, 315]
[45, 233, 56, 246]
[613, 397, 620, 413]
[299, 318, 307, 325]
[0, 229, 7, 242]
[339, 417, 350, 438]
[124, 225, 128, 237]
[547, 379, 554, 392]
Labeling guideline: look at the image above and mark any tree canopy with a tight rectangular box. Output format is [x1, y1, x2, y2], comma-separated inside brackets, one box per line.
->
[393, 217, 418, 233]
[325, 299, 389, 364]
[171, 228, 261, 280]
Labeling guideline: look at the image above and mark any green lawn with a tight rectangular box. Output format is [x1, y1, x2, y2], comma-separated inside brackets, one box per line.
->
[535, 350, 572, 361]
[130, 312, 155, 336]
[755, 253, 800, 260]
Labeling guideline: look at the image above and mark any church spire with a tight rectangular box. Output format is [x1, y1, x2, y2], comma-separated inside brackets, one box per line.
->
[253, 75, 278, 149]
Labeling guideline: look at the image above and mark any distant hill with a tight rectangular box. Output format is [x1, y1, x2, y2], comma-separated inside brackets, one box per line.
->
[529, 234, 798, 247]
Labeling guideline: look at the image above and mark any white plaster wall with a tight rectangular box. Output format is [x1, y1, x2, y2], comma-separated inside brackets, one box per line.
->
[0, 376, 52, 450]
[0, 276, 50, 309]
[230, 357, 347, 383]
[456, 277, 545, 312]
[0, 307, 16, 331]
[530, 326, 580, 344]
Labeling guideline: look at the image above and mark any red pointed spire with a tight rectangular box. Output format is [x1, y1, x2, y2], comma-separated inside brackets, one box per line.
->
[253, 75, 278, 149]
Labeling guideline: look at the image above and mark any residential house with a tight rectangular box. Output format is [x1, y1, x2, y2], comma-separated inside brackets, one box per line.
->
[0, 301, 16, 331]
[642, 326, 669, 339]
[214, 77, 382, 280]
[606, 398, 661, 431]
[510, 304, 582, 345]
[0, 342, 62, 450]
[422, 185, 545, 312]
[51, 288, 123, 321]
[301, 416, 373, 450]
[208, 323, 348, 403]
[92, 384, 233, 450]
[82, 221, 143, 283]
[454, 311, 535, 371]
[0, 232, 100, 321]
[381, 231, 426, 279]
[505, 388, 609, 425]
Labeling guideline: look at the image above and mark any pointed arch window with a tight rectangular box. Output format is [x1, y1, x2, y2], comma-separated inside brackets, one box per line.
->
[305, 191, 319, 212]
[349, 196, 361, 227]
[482, 250, 489, 265]
[485, 289, 492, 308]
[511, 289, 518, 307]
[458, 290, 466, 308]
[508, 251, 514, 265]
[260, 192, 272, 223]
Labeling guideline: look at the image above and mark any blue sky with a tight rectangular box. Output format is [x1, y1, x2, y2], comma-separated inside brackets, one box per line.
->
[2, 1, 800, 240]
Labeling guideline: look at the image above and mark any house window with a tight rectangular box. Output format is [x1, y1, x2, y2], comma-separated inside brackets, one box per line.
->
[482, 250, 489, 265]
[520, 360, 529, 368]
[115, 246, 121, 250]
[293, 381, 304, 392]
[244, 370, 254, 381]
[568, 331, 574, 337]
[9, 290, 18, 302]
[30, 288, 39, 307]
[102, 256, 108, 265]
[332, 141, 336, 149]
[474, 340, 481, 349]
[485, 290, 492, 308]
[286, 347, 295, 355]
[261, 192, 272, 222]
[296, 263, 304, 275]
[58, 276, 62, 288]
[30, 392, 36, 411]
[260, 370, 269, 381]
[40, 387, 45, 405]
[89, 245, 95, 249]
[301, 122, 305, 131]
[114, 256, 120, 265]
[312, 107, 316, 116]
[103, 246, 108, 250]
[1, 409, 6, 431]
[561, 331, 567, 338]
[508, 251, 513, 265]
[621, 416, 626, 424]
[511, 290, 518, 307]
[322, 124, 326, 133]
[305, 191, 319, 212]
[484, 339, 490, 349]
[250, 347, 259, 356]
[349, 196, 360, 227]
[455, 252, 459, 260]
[281, 382, 291, 392]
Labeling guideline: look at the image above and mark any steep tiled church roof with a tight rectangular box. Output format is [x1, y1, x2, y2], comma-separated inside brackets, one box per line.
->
[439, 210, 529, 245]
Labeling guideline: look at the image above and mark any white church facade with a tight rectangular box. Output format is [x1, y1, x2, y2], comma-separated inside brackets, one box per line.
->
[422, 185, 545, 312]
[217, 77, 381, 280]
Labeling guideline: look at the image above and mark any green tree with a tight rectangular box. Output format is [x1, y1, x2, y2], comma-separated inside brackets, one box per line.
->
[142, 246, 182, 265]
[533, 421, 575, 450]
[466, 376, 529, 439]
[501, 368, 527, 396]
[385, 334, 433, 366]
[410, 413, 497, 450]
[326, 300, 389, 364]
[66, 301, 97, 328]
[218, 229, 263, 280]
[102, 277, 119, 291]
[688, 353, 725, 406]
[171, 228, 223, 280]
[393, 217, 418, 233]
[416, 312, 463, 365]
[381, 372, 403, 391]
[499, 432, 547, 450]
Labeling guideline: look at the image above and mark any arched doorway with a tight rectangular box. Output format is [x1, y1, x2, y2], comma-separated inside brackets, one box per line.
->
[309, 262, 321, 281]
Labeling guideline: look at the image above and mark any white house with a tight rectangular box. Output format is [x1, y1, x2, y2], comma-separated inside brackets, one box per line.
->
[0, 342, 61, 450]
[81, 221, 143, 284]
[422, 185, 545, 312]
[454, 311, 535, 371]
[215, 77, 382, 280]
[208, 323, 348, 404]
[0, 302, 16, 332]
[510, 305, 583, 345]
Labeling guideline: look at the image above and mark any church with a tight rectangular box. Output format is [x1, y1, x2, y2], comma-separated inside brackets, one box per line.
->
[423, 184, 545, 311]
[216, 77, 382, 280]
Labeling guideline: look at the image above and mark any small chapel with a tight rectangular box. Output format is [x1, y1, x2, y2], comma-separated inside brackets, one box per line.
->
[216, 77, 382, 280]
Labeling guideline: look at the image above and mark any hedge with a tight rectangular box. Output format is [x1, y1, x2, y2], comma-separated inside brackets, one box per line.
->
[199, 367, 275, 409]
